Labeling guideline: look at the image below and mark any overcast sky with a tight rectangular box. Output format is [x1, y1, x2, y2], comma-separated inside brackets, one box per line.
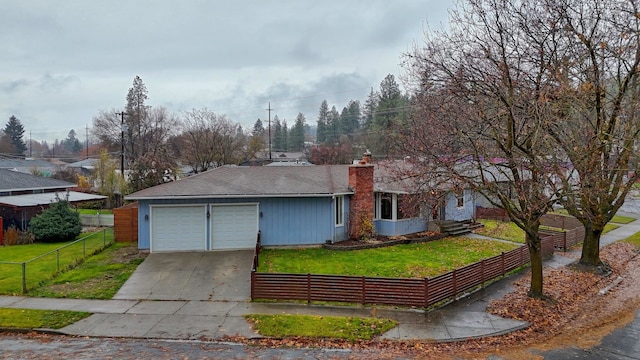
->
[1, 1, 451, 144]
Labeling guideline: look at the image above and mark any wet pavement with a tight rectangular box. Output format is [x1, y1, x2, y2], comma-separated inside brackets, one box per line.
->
[0, 207, 638, 348]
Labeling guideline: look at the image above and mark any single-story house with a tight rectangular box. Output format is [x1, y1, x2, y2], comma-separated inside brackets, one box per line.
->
[126, 154, 477, 252]
[0, 168, 106, 230]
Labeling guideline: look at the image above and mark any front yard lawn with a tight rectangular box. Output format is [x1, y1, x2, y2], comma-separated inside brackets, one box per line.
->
[245, 314, 396, 341]
[476, 219, 620, 245]
[28, 242, 146, 299]
[0, 308, 90, 329]
[475, 219, 525, 243]
[0, 230, 114, 294]
[258, 237, 518, 278]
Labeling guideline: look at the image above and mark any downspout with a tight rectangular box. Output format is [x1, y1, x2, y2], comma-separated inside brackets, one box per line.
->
[332, 195, 336, 244]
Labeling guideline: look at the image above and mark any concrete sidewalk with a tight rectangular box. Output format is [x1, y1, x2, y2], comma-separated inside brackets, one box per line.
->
[1, 209, 637, 343]
[0, 288, 527, 341]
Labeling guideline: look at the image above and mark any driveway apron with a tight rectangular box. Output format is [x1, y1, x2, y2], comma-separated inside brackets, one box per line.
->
[113, 251, 254, 301]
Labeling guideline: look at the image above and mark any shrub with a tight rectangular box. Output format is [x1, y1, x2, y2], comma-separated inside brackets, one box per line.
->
[3, 226, 19, 246]
[29, 195, 82, 243]
[17, 230, 35, 245]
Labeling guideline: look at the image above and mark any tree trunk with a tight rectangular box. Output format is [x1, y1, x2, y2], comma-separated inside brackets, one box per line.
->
[526, 233, 544, 298]
[580, 223, 602, 266]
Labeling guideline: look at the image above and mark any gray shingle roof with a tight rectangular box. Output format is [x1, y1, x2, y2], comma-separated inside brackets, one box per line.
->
[0, 168, 75, 192]
[126, 165, 354, 199]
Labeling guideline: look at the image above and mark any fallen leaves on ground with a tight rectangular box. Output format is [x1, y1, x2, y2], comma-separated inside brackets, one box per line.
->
[227, 242, 640, 359]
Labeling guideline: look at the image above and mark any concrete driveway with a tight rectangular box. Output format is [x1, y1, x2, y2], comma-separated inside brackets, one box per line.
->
[113, 251, 254, 301]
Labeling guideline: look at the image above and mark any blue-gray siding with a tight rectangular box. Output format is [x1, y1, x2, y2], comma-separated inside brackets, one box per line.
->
[375, 218, 427, 236]
[443, 189, 475, 221]
[137, 196, 349, 250]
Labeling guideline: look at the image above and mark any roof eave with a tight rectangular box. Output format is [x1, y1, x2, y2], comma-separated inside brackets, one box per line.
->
[125, 192, 354, 201]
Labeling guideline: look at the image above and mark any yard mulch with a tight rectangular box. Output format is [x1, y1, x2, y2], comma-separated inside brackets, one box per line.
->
[324, 231, 446, 251]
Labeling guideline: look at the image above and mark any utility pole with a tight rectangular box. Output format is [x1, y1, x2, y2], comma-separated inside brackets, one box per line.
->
[116, 112, 128, 178]
[266, 102, 273, 160]
[85, 125, 89, 159]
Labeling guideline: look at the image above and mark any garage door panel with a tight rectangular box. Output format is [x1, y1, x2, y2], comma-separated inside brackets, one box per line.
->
[151, 206, 206, 252]
[211, 204, 258, 250]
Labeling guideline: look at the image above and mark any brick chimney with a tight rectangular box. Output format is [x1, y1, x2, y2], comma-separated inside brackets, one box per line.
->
[348, 153, 374, 239]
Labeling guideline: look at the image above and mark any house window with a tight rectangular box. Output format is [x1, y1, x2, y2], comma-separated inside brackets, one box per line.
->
[456, 190, 465, 208]
[380, 193, 393, 220]
[335, 196, 344, 226]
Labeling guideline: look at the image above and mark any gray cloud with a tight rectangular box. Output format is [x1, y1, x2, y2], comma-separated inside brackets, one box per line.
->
[0, 0, 452, 142]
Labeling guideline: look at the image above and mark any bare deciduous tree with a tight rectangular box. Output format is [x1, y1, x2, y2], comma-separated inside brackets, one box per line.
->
[403, 0, 566, 298]
[176, 108, 245, 173]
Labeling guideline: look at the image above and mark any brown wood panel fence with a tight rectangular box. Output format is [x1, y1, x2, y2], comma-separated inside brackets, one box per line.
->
[476, 208, 585, 251]
[251, 236, 555, 307]
[113, 202, 138, 242]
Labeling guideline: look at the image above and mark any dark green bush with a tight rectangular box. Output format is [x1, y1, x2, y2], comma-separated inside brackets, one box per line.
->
[29, 196, 82, 243]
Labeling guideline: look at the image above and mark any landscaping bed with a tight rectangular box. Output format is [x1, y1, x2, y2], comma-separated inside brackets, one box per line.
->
[323, 231, 446, 251]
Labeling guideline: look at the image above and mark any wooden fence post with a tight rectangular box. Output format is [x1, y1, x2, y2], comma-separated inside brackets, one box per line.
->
[424, 278, 429, 308]
[361, 276, 366, 305]
[307, 273, 311, 304]
[501, 252, 505, 276]
[452, 269, 457, 297]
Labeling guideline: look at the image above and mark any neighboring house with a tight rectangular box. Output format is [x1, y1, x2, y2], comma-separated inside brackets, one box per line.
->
[0, 158, 57, 176]
[126, 154, 477, 252]
[66, 158, 99, 177]
[0, 169, 106, 230]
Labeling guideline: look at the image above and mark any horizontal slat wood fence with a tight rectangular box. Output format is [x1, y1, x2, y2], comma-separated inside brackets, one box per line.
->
[476, 207, 585, 251]
[251, 236, 555, 307]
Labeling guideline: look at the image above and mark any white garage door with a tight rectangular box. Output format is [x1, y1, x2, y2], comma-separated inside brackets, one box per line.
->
[151, 205, 206, 252]
[211, 204, 258, 250]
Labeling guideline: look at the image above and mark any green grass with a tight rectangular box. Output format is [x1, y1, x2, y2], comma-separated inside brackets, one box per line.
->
[77, 209, 113, 215]
[0, 308, 90, 329]
[0, 229, 114, 295]
[611, 215, 635, 224]
[604, 223, 619, 234]
[475, 219, 526, 243]
[258, 237, 518, 278]
[29, 242, 146, 299]
[245, 314, 397, 341]
[552, 208, 635, 225]
[623, 231, 640, 248]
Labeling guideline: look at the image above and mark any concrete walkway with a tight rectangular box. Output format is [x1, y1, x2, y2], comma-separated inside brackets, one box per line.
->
[1, 209, 638, 342]
[0, 292, 527, 341]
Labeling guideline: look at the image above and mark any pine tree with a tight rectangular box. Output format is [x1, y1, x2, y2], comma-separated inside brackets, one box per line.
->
[316, 100, 329, 143]
[273, 116, 283, 151]
[290, 113, 306, 151]
[326, 105, 340, 144]
[63, 129, 83, 153]
[4, 115, 27, 155]
[282, 120, 288, 151]
[252, 118, 265, 136]
[125, 75, 149, 159]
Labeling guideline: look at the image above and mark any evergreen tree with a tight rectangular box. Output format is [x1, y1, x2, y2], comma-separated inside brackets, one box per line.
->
[345, 100, 361, 137]
[370, 74, 408, 157]
[125, 75, 149, 160]
[273, 116, 283, 151]
[4, 115, 27, 155]
[316, 100, 329, 143]
[362, 88, 379, 130]
[289, 113, 306, 151]
[326, 106, 340, 144]
[252, 118, 265, 136]
[282, 120, 288, 151]
[63, 129, 83, 153]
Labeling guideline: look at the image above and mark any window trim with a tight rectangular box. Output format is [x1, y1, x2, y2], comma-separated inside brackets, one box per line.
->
[456, 189, 465, 208]
[335, 195, 344, 226]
